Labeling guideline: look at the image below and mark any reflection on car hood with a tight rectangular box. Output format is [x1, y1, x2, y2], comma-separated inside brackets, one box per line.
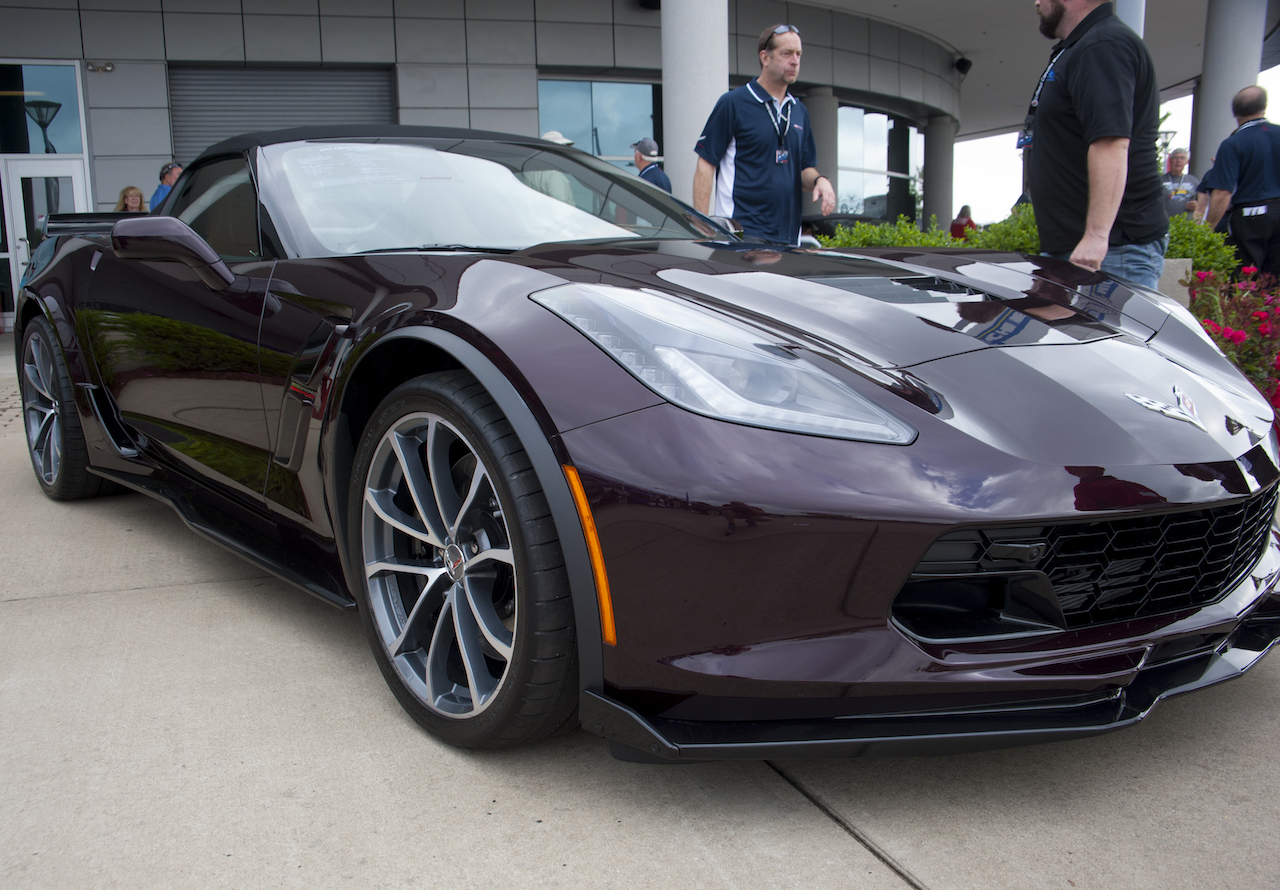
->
[911, 336, 1276, 466]
[518, 241, 1168, 369]
[513, 240, 1274, 461]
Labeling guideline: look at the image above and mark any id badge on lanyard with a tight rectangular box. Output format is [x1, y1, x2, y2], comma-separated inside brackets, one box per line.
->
[1020, 47, 1064, 150]
[768, 99, 792, 164]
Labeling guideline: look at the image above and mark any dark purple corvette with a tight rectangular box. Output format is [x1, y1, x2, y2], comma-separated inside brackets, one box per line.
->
[16, 126, 1280, 761]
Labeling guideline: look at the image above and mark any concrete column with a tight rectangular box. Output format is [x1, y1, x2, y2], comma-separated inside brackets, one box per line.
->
[1114, 0, 1146, 37]
[1191, 0, 1267, 178]
[923, 115, 956, 230]
[805, 86, 839, 202]
[661, 0, 729, 205]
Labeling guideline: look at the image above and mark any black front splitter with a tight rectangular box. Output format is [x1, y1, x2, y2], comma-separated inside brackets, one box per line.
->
[583, 611, 1280, 762]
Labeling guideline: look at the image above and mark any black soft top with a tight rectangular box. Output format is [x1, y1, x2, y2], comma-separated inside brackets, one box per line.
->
[194, 125, 554, 165]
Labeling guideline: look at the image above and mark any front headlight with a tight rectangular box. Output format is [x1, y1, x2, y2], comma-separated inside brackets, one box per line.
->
[531, 283, 917, 444]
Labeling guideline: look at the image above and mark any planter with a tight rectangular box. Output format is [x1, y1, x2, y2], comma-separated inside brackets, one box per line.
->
[1159, 257, 1193, 307]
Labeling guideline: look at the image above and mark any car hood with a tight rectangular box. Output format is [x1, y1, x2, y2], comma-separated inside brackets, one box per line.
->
[514, 240, 1274, 465]
[518, 241, 1172, 370]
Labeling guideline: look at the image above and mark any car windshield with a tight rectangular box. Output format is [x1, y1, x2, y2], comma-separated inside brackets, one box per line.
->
[260, 138, 727, 255]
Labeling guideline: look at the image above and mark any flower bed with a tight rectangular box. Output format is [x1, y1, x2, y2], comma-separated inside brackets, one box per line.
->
[1189, 266, 1280, 413]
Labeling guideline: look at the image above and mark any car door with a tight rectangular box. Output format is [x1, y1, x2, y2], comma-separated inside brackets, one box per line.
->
[80, 154, 276, 508]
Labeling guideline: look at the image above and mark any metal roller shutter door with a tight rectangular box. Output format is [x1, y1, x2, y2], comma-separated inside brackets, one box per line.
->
[168, 67, 396, 163]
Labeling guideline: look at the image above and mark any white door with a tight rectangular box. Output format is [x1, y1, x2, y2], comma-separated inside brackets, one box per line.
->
[1, 156, 90, 329]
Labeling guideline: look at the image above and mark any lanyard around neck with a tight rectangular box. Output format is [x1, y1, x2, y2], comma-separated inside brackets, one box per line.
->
[1025, 47, 1065, 126]
[751, 82, 793, 147]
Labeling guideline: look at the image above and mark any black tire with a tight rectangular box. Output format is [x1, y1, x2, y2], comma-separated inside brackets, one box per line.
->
[347, 370, 578, 748]
[20, 316, 115, 500]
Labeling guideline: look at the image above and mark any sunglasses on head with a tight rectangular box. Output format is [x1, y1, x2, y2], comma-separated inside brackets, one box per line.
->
[772, 24, 800, 35]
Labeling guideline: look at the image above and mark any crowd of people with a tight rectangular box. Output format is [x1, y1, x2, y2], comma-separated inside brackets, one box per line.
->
[114, 2, 1280, 280]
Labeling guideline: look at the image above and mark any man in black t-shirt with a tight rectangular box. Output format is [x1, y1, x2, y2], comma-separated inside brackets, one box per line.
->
[1024, 1, 1168, 288]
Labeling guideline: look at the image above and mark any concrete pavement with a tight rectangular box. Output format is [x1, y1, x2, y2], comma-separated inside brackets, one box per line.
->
[1, 351, 1278, 888]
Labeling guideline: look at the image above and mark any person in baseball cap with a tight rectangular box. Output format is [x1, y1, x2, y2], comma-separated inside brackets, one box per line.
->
[632, 137, 672, 193]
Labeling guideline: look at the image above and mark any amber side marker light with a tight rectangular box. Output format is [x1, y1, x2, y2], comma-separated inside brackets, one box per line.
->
[562, 464, 617, 645]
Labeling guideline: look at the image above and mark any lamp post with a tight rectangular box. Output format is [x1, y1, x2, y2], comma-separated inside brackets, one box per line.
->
[23, 99, 60, 153]
[23, 99, 62, 216]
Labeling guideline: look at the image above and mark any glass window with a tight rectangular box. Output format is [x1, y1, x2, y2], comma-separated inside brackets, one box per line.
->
[538, 80, 657, 170]
[20, 176, 72, 245]
[168, 157, 261, 262]
[0, 64, 83, 155]
[0, 258, 11, 315]
[537, 80, 592, 150]
[837, 106, 923, 221]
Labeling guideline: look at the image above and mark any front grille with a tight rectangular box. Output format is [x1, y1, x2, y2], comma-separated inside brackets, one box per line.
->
[911, 484, 1278, 631]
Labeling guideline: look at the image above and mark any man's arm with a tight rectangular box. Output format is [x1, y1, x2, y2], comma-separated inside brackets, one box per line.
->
[694, 157, 716, 214]
[1206, 189, 1233, 229]
[801, 167, 836, 216]
[1069, 136, 1129, 271]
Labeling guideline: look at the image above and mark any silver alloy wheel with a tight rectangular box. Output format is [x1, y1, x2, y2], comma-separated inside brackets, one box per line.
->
[361, 411, 518, 718]
[22, 330, 62, 486]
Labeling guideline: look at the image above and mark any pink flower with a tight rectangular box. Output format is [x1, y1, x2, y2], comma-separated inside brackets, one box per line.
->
[1236, 281, 1257, 290]
[1260, 323, 1272, 336]
[1255, 310, 1271, 318]
[1243, 266, 1259, 275]
[1230, 329, 1249, 344]
[1195, 271, 1211, 282]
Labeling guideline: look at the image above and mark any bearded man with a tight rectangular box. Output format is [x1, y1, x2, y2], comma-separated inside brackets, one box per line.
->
[1023, 0, 1168, 288]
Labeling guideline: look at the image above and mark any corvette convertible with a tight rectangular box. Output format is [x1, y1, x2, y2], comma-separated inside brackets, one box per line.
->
[16, 126, 1280, 761]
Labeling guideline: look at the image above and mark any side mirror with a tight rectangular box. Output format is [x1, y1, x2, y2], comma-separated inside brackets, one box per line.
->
[710, 216, 744, 235]
[111, 215, 236, 291]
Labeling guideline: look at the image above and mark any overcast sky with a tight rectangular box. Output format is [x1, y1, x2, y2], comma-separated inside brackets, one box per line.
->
[952, 65, 1280, 225]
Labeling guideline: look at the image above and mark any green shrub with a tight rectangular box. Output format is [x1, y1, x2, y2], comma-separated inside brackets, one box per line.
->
[818, 205, 1235, 274]
[821, 215, 957, 248]
[965, 205, 1040, 253]
[1165, 213, 1238, 273]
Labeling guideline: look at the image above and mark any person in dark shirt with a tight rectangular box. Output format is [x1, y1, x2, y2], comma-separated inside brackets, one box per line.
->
[1024, 1, 1168, 288]
[1203, 86, 1280, 273]
[631, 138, 672, 193]
[693, 24, 835, 243]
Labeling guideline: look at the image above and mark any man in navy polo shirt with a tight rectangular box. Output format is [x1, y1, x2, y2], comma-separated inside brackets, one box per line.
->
[1204, 86, 1280, 274]
[632, 138, 672, 193]
[693, 24, 835, 244]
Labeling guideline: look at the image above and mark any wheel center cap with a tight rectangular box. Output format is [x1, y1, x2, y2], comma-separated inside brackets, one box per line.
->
[444, 543, 466, 582]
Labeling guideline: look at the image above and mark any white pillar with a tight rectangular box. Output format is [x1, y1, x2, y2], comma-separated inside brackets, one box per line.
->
[1115, 0, 1146, 37]
[923, 115, 956, 229]
[661, 0, 729, 205]
[1191, 0, 1268, 178]
[805, 86, 839, 203]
